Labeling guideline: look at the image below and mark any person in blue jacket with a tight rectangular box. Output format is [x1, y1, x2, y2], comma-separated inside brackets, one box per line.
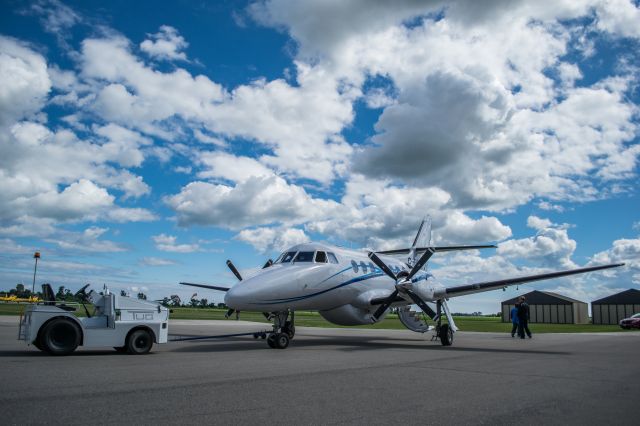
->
[510, 303, 520, 337]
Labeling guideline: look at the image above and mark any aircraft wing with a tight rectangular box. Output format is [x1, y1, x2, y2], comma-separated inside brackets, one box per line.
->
[442, 263, 625, 298]
[375, 245, 496, 256]
[370, 263, 624, 305]
[179, 282, 230, 292]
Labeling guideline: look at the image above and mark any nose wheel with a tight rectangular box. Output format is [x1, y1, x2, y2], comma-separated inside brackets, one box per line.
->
[267, 332, 290, 349]
[266, 310, 294, 349]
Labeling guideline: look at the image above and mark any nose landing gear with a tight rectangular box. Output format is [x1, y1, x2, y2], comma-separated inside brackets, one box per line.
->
[266, 310, 295, 349]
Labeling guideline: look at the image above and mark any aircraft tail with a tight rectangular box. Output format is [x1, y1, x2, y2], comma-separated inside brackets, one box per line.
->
[407, 216, 431, 267]
[375, 216, 495, 261]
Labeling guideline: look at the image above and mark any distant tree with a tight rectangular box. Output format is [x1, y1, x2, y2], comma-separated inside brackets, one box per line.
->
[56, 286, 65, 300]
[217, 303, 226, 309]
[199, 298, 208, 308]
[169, 295, 181, 306]
[16, 283, 25, 293]
[189, 298, 199, 308]
[137, 292, 147, 300]
[120, 290, 128, 297]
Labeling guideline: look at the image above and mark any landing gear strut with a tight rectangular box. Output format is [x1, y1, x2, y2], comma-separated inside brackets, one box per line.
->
[434, 299, 455, 346]
[266, 310, 295, 349]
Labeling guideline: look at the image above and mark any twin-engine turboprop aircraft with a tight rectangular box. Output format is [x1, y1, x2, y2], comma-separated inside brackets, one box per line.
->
[180, 220, 624, 349]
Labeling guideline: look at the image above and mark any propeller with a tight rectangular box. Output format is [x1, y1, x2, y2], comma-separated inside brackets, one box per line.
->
[224, 257, 271, 318]
[368, 248, 436, 321]
[226, 259, 243, 281]
[404, 289, 437, 319]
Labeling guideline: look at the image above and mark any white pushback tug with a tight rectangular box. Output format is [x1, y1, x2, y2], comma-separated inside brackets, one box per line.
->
[18, 284, 169, 355]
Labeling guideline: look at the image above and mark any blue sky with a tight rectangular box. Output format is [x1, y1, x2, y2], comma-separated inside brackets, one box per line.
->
[0, 0, 639, 313]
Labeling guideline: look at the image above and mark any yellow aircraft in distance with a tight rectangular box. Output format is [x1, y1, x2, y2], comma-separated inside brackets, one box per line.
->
[0, 295, 40, 303]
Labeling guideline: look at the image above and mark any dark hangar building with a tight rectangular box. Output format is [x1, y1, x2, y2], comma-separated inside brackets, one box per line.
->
[591, 289, 640, 325]
[501, 290, 589, 324]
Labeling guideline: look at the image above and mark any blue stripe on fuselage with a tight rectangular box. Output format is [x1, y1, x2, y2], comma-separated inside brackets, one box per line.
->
[250, 268, 386, 305]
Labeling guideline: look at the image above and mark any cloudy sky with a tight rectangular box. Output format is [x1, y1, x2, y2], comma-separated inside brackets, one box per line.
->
[1, 0, 638, 313]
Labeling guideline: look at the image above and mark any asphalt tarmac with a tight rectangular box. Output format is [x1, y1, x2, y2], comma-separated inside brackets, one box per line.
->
[1, 316, 638, 425]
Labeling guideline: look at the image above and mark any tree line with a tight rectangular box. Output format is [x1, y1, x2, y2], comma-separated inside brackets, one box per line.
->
[2, 283, 226, 308]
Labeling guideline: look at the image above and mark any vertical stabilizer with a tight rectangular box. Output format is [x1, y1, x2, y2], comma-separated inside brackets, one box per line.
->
[408, 216, 432, 266]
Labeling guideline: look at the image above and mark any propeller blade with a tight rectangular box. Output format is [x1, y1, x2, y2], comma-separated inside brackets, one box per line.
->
[179, 282, 230, 292]
[263, 259, 273, 269]
[372, 289, 399, 321]
[368, 252, 397, 281]
[405, 289, 437, 319]
[406, 247, 435, 281]
[226, 259, 243, 281]
[225, 308, 235, 318]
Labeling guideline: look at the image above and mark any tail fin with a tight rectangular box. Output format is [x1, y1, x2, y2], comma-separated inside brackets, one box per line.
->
[408, 216, 432, 266]
[377, 215, 495, 265]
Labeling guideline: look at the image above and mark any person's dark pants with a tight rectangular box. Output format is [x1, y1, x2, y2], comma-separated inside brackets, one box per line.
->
[511, 323, 518, 337]
[518, 320, 532, 338]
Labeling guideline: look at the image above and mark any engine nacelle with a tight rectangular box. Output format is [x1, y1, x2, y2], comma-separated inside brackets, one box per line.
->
[411, 280, 435, 301]
[319, 304, 380, 325]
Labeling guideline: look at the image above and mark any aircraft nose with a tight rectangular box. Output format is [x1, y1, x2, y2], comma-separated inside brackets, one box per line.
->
[224, 284, 246, 310]
[223, 266, 295, 310]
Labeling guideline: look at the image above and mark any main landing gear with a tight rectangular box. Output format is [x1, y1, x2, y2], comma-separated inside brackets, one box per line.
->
[263, 310, 295, 349]
[433, 299, 456, 346]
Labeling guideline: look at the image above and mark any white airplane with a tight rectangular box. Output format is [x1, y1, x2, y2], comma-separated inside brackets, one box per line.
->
[180, 219, 624, 349]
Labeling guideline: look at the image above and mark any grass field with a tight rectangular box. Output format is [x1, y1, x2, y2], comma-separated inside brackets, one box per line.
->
[2, 302, 635, 333]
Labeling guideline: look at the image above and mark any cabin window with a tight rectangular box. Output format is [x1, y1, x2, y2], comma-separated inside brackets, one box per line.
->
[294, 251, 314, 262]
[327, 252, 339, 264]
[315, 251, 327, 263]
[351, 260, 359, 273]
[277, 251, 297, 263]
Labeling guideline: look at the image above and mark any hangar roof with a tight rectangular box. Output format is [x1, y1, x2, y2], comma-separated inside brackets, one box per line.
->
[501, 290, 586, 305]
[591, 289, 640, 305]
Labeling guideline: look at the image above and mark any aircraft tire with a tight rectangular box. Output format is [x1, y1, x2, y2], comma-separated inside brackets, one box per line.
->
[126, 329, 153, 355]
[40, 318, 81, 355]
[267, 334, 277, 348]
[439, 324, 453, 346]
[275, 333, 290, 349]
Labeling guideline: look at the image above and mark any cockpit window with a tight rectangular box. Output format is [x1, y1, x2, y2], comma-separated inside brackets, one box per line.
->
[293, 251, 314, 262]
[327, 252, 339, 264]
[277, 251, 297, 263]
[315, 251, 327, 263]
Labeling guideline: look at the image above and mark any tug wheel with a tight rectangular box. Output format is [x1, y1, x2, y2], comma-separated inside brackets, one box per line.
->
[126, 329, 153, 355]
[40, 318, 81, 355]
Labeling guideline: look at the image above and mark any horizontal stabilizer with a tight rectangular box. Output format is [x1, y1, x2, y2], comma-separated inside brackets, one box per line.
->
[375, 245, 496, 256]
[179, 282, 230, 292]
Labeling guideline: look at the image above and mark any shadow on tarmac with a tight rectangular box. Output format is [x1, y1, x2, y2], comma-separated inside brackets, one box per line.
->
[167, 335, 570, 356]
